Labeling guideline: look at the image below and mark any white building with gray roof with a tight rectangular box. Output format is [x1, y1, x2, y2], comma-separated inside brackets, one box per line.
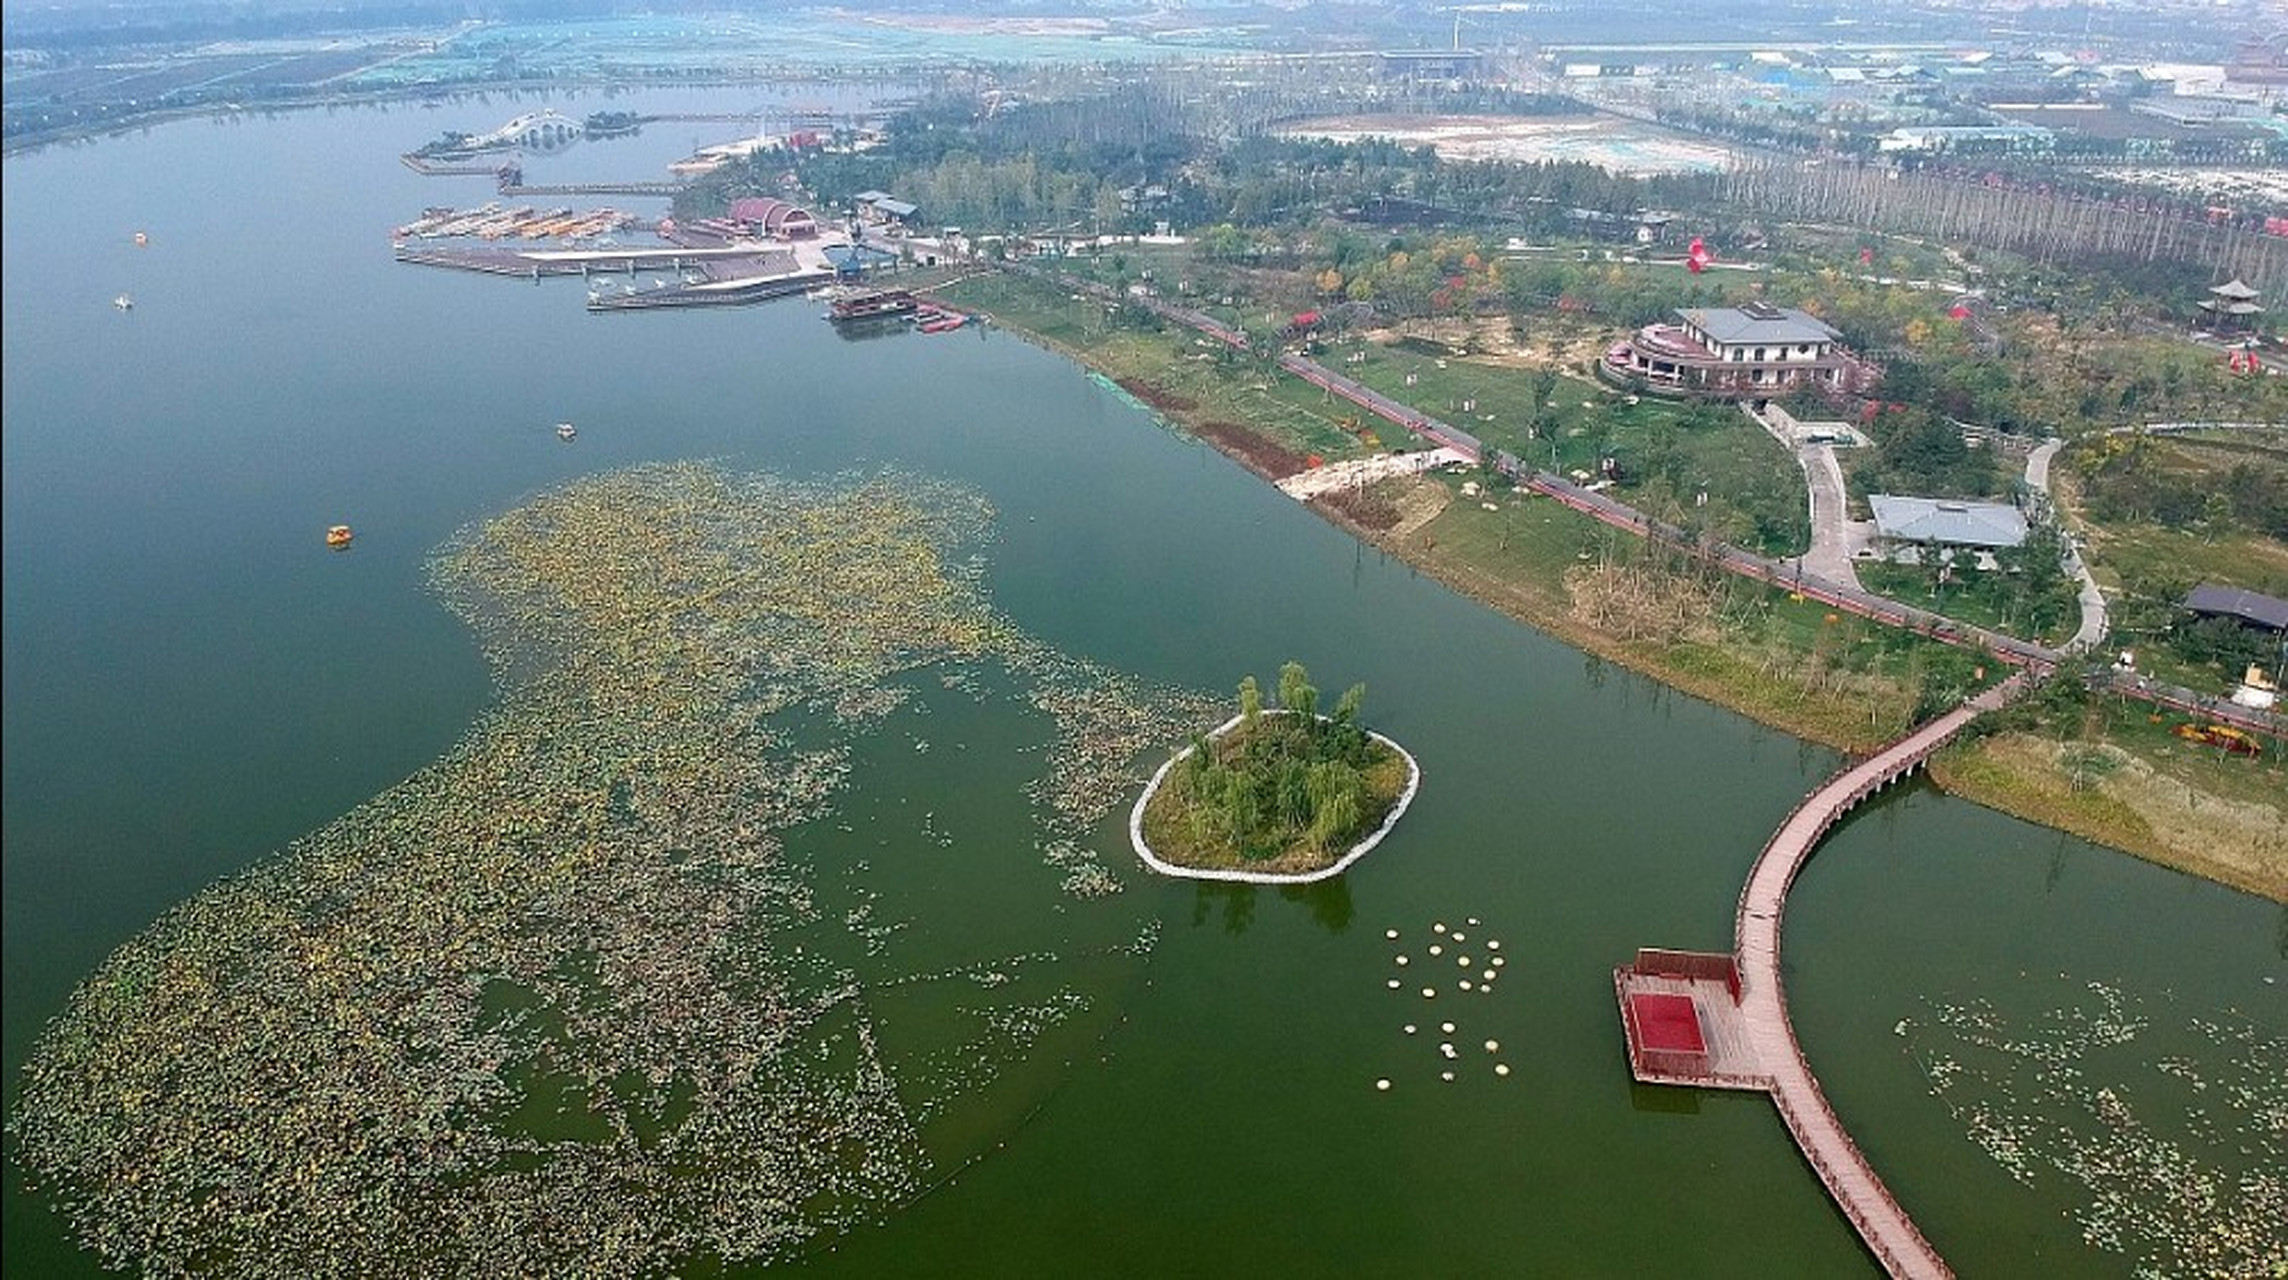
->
[1602, 301, 1881, 399]
[1868, 494, 2029, 549]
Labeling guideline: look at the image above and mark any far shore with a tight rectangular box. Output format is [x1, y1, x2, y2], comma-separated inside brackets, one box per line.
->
[955, 275, 2286, 904]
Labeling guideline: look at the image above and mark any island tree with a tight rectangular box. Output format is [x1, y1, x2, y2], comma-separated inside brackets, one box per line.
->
[1141, 663, 1411, 874]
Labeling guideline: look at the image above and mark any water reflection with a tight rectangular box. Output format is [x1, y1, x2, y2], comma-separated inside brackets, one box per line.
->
[2045, 836, 2073, 893]
[1186, 877, 1354, 935]
[1191, 881, 1255, 934]
[1278, 876, 1355, 935]
[1628, 1082, 1701, 1115]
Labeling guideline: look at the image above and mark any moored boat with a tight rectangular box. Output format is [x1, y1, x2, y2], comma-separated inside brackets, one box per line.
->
[827, 289, 918, 323]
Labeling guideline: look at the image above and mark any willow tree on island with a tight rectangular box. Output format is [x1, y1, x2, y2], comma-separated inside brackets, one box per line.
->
[1178, 663, 1384, 862]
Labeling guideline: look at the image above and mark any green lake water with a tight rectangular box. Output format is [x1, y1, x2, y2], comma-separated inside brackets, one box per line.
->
[4, 90, 2281, 1277]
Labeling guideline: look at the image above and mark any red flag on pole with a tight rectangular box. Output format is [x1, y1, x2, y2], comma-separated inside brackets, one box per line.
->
[1859, 246, 1874, 265]
[1948, 303, 1971, 320]
[1686, 237, 1712, 274]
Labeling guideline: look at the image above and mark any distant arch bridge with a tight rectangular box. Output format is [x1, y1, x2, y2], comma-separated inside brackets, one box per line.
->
[465, 110, 583, 152]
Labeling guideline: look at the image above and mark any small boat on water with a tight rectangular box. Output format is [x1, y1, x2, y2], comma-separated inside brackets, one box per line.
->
[828, 289, 919, 323]
[556, 422, 578, 441]
[113, 294, 134, 311]
[326, 525, 354, 548]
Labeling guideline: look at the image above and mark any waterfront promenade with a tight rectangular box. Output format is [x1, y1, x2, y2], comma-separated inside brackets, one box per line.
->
[1729, 680, 2017, 1278]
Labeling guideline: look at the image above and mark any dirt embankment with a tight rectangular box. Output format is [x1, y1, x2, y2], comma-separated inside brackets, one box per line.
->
[1193, 420, 1311, 481]
[1114, 377, 1314, 479]
[1113, 377, 1196, 416]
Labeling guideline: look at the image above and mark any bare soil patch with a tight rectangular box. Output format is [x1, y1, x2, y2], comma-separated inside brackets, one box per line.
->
[1197, 420, 1310, 480]
[1315, 483, 1404, 532]
[1115, 377, 1198, 415]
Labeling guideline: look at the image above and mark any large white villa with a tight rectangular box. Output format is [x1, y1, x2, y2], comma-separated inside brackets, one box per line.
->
[1603, 302, 1882, 399]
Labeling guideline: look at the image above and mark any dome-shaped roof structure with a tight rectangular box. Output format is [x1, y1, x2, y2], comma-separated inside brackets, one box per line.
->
[727, 197, 818, 239]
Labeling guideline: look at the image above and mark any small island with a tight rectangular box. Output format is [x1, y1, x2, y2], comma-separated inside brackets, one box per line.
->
[1131, 663, 1419, 883]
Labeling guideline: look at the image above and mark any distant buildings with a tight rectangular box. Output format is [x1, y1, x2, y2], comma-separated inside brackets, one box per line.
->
[2129, 95, 2265, 127]
[726, 197, 817, 239]
[1878, 125, 2055, 154]
[852, 191, 919, 228]
[1601, 302, 1881, 399]
[1375, 50, 1488, 82]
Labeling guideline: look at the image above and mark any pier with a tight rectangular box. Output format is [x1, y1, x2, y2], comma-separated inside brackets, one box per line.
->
[1616, 679, 2019, 1279]
[494, 165, 685, 198]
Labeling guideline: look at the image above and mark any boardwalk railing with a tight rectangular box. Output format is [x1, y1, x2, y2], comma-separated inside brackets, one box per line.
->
[1716, 685, 2010, 1280]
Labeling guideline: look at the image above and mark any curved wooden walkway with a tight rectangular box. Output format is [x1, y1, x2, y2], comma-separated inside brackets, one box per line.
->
[1729, 681, 2016, 1279]
[1620, 679, 2017, 1279]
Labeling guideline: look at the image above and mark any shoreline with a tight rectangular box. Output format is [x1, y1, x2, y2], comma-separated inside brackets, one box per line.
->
[964, 287, 2286, 903]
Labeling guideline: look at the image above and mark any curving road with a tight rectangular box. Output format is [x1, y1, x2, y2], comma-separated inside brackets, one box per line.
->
[2023, 438, 2109, 656]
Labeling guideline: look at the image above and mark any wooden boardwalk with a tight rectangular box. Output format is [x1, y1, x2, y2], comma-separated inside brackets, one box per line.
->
[1622, 680, 2018, 1280]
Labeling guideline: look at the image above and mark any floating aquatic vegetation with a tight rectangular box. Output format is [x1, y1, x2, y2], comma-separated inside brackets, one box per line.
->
[1905, 979, 2286, 1276]
[10, 462, 1208, 1276]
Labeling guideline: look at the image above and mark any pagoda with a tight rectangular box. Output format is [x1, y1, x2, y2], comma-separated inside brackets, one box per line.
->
[2199, 278, 2264, 333]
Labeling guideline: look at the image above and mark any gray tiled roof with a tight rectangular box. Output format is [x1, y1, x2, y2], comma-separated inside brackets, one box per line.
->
[1678, 306, 1842, 347]
[2186, 583, 2288, 630]
[1868, 494, 2028, 548]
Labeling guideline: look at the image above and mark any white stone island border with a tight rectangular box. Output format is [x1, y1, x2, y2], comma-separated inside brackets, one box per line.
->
[1129, 711, 1422, 884]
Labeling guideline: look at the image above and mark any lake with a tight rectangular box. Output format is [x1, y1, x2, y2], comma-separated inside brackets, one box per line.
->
[5, 88, 2281, 1277]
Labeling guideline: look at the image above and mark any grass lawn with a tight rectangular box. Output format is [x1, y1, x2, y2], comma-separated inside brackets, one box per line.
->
[1313, 338, 1809, 555]
[2079, 519, 2288, 600]
[1406, 473, 1986, 747]
[942, 272, 1375, 464]
[1937, 691, 2288, 901]
[1856, 559, 2080, 648]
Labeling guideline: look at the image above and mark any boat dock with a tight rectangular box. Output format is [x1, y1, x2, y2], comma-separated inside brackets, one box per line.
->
[1615, 679, 2021, 1280]
[395, 243, 773, 278]
[588, 265, 835, 312]
[494, 165, 684, 198]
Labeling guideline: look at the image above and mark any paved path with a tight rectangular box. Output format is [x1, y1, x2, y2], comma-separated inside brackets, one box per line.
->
[1800, 437, 1871, 590]
[1743, 404, 1870, 590]
[2024, 439, 2110, 655]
